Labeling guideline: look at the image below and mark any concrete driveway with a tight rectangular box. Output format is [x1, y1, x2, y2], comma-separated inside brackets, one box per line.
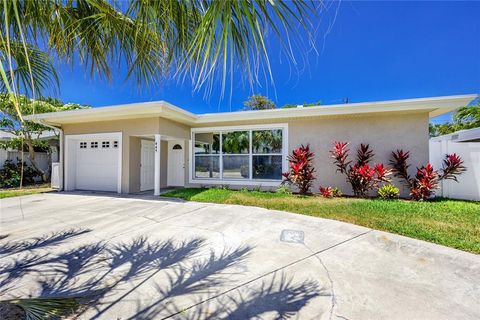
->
[1, 192, 479, 320]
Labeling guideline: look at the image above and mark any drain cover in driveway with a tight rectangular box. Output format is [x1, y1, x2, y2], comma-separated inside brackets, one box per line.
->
[280, 229, 305, 244]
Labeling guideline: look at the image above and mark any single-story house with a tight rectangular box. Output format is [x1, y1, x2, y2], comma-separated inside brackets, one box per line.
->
[25, 94, 476, 196]
[430, 126, 480, 200]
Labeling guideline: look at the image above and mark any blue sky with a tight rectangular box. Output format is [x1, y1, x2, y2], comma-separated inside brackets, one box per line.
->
[55, 1, 480, 123]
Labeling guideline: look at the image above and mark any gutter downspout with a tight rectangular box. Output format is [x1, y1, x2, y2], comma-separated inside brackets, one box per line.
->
[38, 120, 64, 191]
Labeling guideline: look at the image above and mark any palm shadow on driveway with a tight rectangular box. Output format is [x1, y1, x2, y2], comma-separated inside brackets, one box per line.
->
[0, 228, 326, 319]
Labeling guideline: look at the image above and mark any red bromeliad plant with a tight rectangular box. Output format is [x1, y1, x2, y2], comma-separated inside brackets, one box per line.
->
[282, 144, 316, 195]
[390, 150, 466, 200]
[330, 142, 391, 197]
[319, 186, 334, 198]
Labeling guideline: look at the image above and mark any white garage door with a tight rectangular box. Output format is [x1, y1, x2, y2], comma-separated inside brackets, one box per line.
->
[75, 139, 119, 192]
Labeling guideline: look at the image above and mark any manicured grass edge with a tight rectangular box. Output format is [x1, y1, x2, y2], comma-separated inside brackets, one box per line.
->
[0, 184, 54, 199]
[162, 188, 480, 254]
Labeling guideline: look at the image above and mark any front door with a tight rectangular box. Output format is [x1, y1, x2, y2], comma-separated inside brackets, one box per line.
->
[168, 141, 185, 186]
[140, 140, 155, 191]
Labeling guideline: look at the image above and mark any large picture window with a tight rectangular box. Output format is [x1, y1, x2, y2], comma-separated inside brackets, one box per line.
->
[192, 126, 286, 182]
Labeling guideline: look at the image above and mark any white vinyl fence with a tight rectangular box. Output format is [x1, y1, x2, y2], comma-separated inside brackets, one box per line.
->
[429, 140, 480, 201]
[0, 150, 50, 173]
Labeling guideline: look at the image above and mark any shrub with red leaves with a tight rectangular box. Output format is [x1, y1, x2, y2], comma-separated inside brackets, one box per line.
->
[409, 164, 439, 200]
[348, 164, 375, 197]
[390, 150, 466, 201]
[330, 142, 391, 197]
[331, 142, 351, 173]
[282, 144, 316, 195]
[319, 186, 334, 198]
[389, 150, 411, 188]
[439, 153, 466, 181]
[356, 143, 374, 166]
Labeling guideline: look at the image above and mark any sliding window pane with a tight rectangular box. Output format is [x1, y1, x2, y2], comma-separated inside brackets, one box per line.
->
[222, 131, 249, 154]
[252, 130, 282, 154]
[253, 155, 282, 180]
[195, 156, 220, 178]
[194, 132, 220, 155]
[222, 155, 249, 179]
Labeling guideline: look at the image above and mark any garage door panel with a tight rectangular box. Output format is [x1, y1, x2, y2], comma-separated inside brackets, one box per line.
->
[77, 164, 118, 178]
[76, 177, 117, 192]
[74, 138, 119, 192]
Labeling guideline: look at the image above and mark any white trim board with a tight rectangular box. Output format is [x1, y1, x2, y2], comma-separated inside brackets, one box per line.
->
[190, 123, 289, 133]
[64, 132, 122, 193]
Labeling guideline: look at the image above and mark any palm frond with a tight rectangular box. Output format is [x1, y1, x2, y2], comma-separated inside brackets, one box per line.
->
[0, 41, 59, 97]
[179, 0, 316, 96]
[5, 297, 80, 320]
[1, 0, 317, 99]
[454, 105, 480, 124]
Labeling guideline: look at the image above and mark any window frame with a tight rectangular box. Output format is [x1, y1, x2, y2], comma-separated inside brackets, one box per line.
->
[190, 124, 288, 186]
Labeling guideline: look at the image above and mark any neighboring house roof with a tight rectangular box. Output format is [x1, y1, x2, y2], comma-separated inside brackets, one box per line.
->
[25, 94, 477, 126]
[0, 130, 58, 141]
[430, 127, 480, 143]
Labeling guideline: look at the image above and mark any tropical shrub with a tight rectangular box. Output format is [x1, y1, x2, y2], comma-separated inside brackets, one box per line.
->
[275, 185, 292, 195]
[282, 144, 316, 195]
[332, 187, 342, 197]
[378, 184, 400, 199]
[0, 159, 38, 188]
[319, 186, 334, 198]
[330, 142, 391, 197]
[390, 150, 466, 200]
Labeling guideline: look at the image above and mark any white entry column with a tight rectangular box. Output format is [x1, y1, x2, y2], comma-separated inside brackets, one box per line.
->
[154, 134, 161, 196]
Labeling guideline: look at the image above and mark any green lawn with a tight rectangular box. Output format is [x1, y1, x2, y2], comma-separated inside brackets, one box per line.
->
[162, 188, 480, 254]
[0, 184, 53, 199]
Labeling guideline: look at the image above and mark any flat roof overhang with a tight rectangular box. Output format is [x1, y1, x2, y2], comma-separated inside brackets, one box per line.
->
[25, 94, 478, 127]
[25, 100, 198, 126]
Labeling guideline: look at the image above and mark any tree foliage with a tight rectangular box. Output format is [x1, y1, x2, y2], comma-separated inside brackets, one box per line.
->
[243, 95, 276, 111]
[430, 104, 480, 137]
[281, 101, 321, 108]
[0, 94, 88, 181]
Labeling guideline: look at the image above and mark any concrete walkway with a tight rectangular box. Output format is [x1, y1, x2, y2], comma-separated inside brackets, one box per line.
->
[1, 192, 479, 320]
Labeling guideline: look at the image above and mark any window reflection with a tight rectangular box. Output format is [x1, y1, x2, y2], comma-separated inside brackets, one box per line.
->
[252, 130, 282, 154]
[222, 131, 249, 154]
